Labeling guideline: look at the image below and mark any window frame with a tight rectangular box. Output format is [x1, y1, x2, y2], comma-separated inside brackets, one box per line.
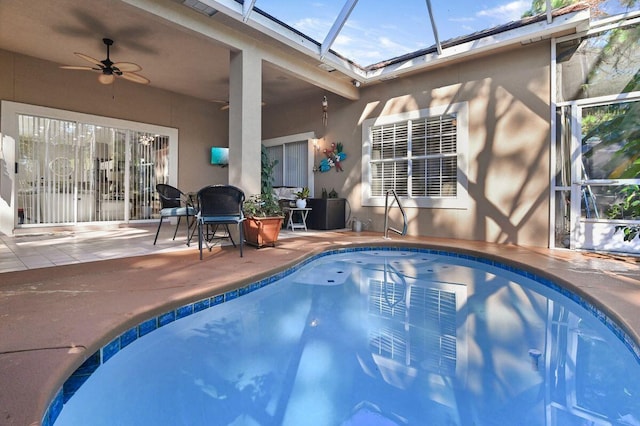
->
[262, 131, 316, 193]
[361, 102, 469, 208]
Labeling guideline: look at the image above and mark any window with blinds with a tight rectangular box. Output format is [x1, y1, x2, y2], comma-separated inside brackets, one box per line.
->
[362, 103, 468, 209]
[265, 140, 308, 187]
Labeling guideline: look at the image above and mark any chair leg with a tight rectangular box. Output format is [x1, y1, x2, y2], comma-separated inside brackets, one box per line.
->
[198, 220, 203, 260]
[172, 217, 182, 241]
[239, 222, 244, 257]
[153, 216, 164, 245]
[224, 224, 236, 247]
[209, 224, 219, 241]
[188, 217, 198, 246]
[184, 215, 192, 247]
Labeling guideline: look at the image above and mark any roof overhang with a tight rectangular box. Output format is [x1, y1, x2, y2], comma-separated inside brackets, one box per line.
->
[184, 0, 368, 80]
[123, 0, 360, 99]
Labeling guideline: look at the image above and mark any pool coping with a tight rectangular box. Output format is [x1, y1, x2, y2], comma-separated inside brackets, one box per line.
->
[1, 233, 639, 426]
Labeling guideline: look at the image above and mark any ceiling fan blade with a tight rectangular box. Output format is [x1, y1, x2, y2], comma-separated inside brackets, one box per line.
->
[120, 72, 150, 85]
[113, 62, 141, 72]
[60, 65, 96, 71]
[74, 52, 104, 67]
[219, 101, 266, 110]
[98, 74, 115, 85]
[211, 100, 229, 109]
[66, 40, 148, 85]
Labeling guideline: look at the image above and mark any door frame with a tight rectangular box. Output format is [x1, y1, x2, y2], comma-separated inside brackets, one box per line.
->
[566, 95, 640, 254]
[0, 101, 178, 235]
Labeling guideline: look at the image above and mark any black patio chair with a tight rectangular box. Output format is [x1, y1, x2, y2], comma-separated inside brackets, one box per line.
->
[153, 183, 197, 245]
[197, 185, 245, 259]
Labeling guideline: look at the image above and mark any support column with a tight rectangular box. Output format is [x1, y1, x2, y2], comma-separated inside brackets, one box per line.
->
[228, 48, 262, 196]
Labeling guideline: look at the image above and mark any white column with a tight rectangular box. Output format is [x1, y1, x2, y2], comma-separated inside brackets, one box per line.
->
[228, 48, 262, 196]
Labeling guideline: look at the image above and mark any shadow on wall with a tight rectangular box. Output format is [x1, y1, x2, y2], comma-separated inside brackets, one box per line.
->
[468, 78, 549, 245]
[350, 74, 549, 246]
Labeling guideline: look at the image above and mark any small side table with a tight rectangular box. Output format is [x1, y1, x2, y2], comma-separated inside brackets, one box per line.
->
[284, 207, 312, 231]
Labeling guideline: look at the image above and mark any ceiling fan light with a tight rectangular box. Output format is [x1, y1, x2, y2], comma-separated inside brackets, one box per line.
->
[98, 74, 115, 85]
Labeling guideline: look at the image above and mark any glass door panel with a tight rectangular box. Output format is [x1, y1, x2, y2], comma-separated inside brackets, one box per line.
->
[17, 114, 171, 225]
[571, 99, 640, 253]
[130, 132, 169, 220]
[17, 115, 80, 224]
[580, 101, 640, 220]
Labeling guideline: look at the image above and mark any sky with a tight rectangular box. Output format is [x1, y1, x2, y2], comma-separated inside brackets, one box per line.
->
[255, 0, 638, 66]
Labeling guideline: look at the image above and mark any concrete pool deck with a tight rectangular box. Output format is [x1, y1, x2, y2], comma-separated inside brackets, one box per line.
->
[1, 227, 639, 425]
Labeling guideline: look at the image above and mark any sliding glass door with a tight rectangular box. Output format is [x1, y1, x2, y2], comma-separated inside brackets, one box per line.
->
[15, 112, 172, 226]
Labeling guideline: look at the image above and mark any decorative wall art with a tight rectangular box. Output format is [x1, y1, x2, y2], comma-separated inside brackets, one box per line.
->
[318, 142, 346, 172]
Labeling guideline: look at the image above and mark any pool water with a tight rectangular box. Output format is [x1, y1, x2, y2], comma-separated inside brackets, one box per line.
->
[55, 250, 640, 425]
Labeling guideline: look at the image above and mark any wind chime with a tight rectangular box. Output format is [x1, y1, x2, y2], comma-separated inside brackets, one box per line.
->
[317, 95, 347, 172]
[322, 96, 328, 127]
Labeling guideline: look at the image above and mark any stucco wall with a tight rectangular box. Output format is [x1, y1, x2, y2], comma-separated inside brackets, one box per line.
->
[263, 43, 552, 247]
[0, 48, 229, 194]
[1, 40, 552, 247]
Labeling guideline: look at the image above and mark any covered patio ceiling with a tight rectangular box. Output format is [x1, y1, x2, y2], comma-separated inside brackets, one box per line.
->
[0, 0, 589, 109]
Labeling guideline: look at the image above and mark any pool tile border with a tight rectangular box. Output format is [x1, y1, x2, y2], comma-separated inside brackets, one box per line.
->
[42, 246, 640, 426]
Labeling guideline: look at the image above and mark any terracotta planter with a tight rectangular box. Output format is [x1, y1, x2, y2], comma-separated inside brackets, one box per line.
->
[243, 216, 284, 248]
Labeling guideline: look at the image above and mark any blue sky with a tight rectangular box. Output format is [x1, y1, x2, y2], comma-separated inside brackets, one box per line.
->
[256, 0, 637, 66]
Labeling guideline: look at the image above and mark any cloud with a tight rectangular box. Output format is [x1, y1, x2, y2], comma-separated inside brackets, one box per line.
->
[333, 33, 353, 47]
[449, 17, 476, 23]
[331, 31, 411, 65]
[476, 1, 530, 22]
[378, 36, 409, 51]
[293, 17, 331, 41]
[297, 17, 400, 64]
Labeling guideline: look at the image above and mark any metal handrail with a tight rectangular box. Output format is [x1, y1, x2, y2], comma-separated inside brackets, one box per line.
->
[383, 189, 407, 239]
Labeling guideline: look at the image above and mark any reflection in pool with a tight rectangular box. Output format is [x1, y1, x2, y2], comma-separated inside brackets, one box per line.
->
[55, 250, 640, 425]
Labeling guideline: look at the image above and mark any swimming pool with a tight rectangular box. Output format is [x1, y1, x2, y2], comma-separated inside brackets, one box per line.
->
[52, 249, 640, 425]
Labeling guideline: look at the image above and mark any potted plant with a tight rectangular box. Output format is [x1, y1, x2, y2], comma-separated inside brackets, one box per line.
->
[294, 186, 310, 208]
[242, 145, 284, 248]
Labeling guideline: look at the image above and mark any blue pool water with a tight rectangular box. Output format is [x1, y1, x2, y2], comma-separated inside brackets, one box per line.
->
[54, 250, 640, 425]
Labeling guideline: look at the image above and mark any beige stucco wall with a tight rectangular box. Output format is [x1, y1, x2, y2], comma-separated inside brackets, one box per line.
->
[0, 48, 229, 195]
[263, 43, 552, 248]
[1, 40, 552, 247]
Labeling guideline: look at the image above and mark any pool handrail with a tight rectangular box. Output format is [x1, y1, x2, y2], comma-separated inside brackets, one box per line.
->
[383, 189, 407, 239]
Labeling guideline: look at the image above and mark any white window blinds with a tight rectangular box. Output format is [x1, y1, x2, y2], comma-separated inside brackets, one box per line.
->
[370, 114, 457, 198]
[265, 140, 308, 188]
[362, 102, 468, 209]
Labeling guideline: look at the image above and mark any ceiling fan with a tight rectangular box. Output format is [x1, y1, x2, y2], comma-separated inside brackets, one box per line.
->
[60, 38, 149, 85]
[212, 99, 266, 111]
